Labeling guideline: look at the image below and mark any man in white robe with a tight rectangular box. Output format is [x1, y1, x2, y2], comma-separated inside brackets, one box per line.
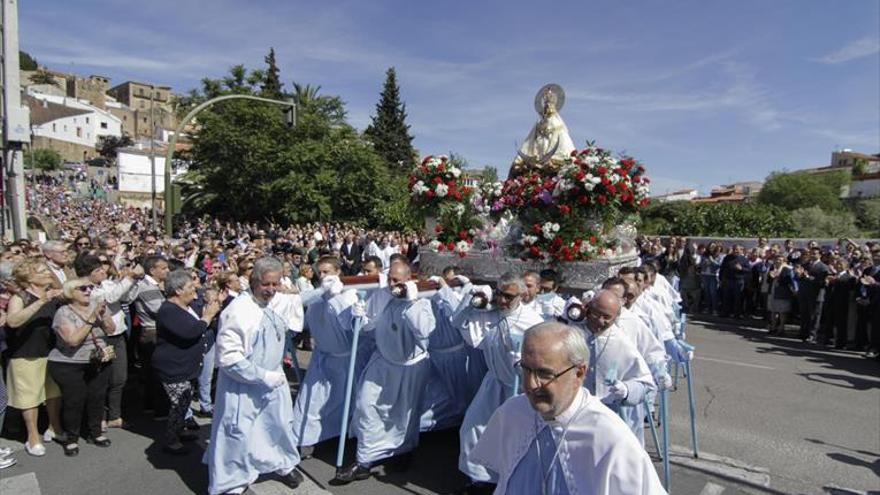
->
[205, 256, 305, 495]
[472, 322, 666, 494]
[452, 273, 544, 490]
[333, 261, 436, 484]
[563, 290, 656, 445]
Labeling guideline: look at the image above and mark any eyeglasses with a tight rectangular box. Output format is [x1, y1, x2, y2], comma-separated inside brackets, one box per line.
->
[494, 290, 520, 301]
[514, 360, 578, 387]
[538, 287, 555, 294]
[75, 285, 94, 293]
[76, 242, 90, 247]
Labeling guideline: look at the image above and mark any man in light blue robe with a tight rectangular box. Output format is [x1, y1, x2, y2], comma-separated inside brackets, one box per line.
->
[334, 261, 436, 484]
[472, 322, 666, 494]
[291, 256, 367, 453]
[452, 272, 545, 491]
[205, 257, 304, 495]
[419, 269, 488, 432]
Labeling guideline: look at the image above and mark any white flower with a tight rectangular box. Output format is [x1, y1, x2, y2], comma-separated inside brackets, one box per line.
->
[455, 240, 471, 253]
[450, 167, 461, 178]
[435, 183, 449, 197]
[411, 180, 429, 196]
[521, 234, 538, 245]
[453, 203, 465, 218]
[428, 240, 442, 251]
[584, 155, 600, 165]
[541, 222, 560, 240]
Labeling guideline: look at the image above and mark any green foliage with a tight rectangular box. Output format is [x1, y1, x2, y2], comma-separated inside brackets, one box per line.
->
[640, 201, 794, 237]
[480, 165, 499, 183]
[371, 176, 422, 231]
[757, 170, 848, 212]
[790, 207, 860, 238]
[97, 135, 134, 160]
[25, 148, 62, 170]
[20, 51, 37, 70]
[261, 48, 284, 98]
[364, 67, 415, 173]
[852, 198, 880, 233]
[181, 64, 397, 227]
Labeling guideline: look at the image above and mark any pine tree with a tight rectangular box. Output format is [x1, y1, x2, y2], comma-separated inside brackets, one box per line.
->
[365, 67, 415, 172]
[261, 48, 284, 98]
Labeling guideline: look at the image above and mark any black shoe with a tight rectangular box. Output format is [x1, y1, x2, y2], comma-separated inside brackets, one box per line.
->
[87, 436, 111, 448]
[185, 417, 200, 431]
[179, 431, 199, 442]
[300, 444, 315, 459]
[387, 452, 413, 472]
[333, 462, 371, 484]
[64, 443, 79, 457]
[456, 481, 497, 495]
[279, 469, 304, 489]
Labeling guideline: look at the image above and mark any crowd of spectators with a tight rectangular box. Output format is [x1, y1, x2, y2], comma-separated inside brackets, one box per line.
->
[637, 236, 880, 357]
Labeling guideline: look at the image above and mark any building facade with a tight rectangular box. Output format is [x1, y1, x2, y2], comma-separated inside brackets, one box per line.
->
[26, 92, 123, 162]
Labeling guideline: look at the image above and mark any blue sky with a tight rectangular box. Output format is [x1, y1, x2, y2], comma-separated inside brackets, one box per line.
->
[21, 0, 880, 195]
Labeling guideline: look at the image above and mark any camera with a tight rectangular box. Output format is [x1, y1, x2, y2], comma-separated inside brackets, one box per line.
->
[471, 291, 490, 310]
[565, 303, 586, 322]
[390, 283, 408, 299]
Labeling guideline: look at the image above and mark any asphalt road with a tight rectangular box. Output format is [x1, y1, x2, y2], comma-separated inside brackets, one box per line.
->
[1, 317, 878, 494]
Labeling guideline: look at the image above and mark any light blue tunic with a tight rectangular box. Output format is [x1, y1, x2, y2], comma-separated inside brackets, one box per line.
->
[506, 427, 572, 495]
[453, 301, 545, 482]
[352, 294, 436, 464]
[205, 302, 300, 495]
[292, 290, 371, 447]
[420, 286, 488, 431]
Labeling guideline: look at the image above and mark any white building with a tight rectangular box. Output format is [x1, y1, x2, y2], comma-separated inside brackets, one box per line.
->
[26, 90, 122, 161]
[652, 188, 699, 202]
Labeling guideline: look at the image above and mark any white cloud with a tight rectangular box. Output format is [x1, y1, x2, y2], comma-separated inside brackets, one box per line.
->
[814, 36, 880, 64]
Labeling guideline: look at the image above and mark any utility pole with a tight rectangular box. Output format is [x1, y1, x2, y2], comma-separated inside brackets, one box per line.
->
[149, 84, 157, 232]
[1, 0, 30, 241]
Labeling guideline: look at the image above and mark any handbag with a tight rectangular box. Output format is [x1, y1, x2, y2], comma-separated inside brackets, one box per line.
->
[88, 326, 116, 364]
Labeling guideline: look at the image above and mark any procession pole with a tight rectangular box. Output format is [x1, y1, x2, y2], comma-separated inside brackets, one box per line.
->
[336, 291, 365, 468]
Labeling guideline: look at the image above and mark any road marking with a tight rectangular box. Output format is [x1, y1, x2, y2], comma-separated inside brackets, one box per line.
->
[696, 356, 775, 370]
[699, 481, 726, 495]
[0, 472, 41, 495]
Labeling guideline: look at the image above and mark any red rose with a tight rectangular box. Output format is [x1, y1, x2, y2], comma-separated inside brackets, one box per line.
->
[447, 180, 456, 188]
[426, 190, 434, 198]
[529, 246, 541, 257]
[552, 237, 563, 248]
[570, 149, 578, 157]
[606, 184, 617, 195]
[559, 204, 571, 215]
[575, 171, 585, 181]
[574, 238, 583, 246]
[639, 198, 650, 207]
[597, 166, 608, 175]
[601, 177, 611, 186]
[458, 230, 468, 240]
[577, 195, 589, 205]
[421, 155, 433, 166]
[447, 242, 456, 251]
[532, 223, 542, 234]
[458, 251, 466, 258]
[633, 175, 641, 183]
[621, 158, 634, 169]
[597, 195, 607, 205]
[434, 224, 444, 233]
[590, 236, 598, 244]
[437, 163, 445, 172]
[452, 191, 462, 200]
[437, 243, 445, 251]
[433, 176, 443, 184]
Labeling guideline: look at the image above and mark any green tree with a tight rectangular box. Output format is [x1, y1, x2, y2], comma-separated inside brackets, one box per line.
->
[480, 165, 499, 183]
[791, 207, 860, 238]
[639, 200, 794, 237]
[97, 135, 134, 160]
[261, 47, 284, 98]
[853, 198, 880, 234]
[24, 148, 62, 170]
[757, 170, 848, 212]
[20, 50, 38, 70]
[364, 67, 415, 173]
[181, 64, 395, 226]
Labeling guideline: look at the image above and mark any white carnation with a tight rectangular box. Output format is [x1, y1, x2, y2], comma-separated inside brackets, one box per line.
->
[435, 183, 449, 197]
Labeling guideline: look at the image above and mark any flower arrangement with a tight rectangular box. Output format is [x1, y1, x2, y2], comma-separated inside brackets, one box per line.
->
[410, 155, 482, 256]
[495, 141, 651, 262]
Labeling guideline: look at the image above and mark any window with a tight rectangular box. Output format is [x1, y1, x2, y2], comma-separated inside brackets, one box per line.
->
[139, 87, 145, 96]
[64, 125, 67, 132]
[100, 122, 108, 129]
[86, 117, 90, 124]
[123, 115, 127, 121]
[76, 127, 82, 138]
[139, 100, 145, 109]
[52, 123, 56, 132]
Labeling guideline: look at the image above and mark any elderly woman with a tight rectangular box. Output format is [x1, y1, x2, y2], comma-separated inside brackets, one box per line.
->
[151, 269, 220, 454]
[48, 278, 116, 456]
[5, 259, 64, 456]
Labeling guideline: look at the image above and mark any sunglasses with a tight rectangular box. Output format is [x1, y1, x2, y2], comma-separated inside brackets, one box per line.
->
[76, 285, 95, 293]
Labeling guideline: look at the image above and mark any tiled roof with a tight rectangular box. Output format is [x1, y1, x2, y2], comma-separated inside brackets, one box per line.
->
[26, 95, 91, 125]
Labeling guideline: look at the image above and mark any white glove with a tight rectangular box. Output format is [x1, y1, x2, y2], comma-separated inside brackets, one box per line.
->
[321, 275, 343, 296]
[262, 370, 288, 389]
[686, 350, 694, 361]
[582, 290, 596, 302]
[454, 275, 471, 286]
[352, 300, 367, 318]
[607, 380, 628, 402]
[655, 373, 673, 390]
[404, 281, 419, 301]
[428, 275, 443, 285]
[473, 284, 493, 301]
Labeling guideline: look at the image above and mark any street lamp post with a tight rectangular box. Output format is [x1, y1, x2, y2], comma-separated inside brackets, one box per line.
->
[162, 95, 295, 237]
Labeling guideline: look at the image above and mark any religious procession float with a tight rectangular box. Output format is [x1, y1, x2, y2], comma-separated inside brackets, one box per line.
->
[414, 84, 652, 290]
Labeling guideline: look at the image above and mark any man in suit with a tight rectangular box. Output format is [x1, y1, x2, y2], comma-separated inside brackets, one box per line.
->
[41, 240, 73, 289]
[796, 247, 830, 343]
[340, 233, 362, 276]
[719, 244, 749, 318]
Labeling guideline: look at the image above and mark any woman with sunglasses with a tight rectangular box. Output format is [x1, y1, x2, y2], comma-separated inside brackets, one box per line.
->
[47, 278, 116, 457]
